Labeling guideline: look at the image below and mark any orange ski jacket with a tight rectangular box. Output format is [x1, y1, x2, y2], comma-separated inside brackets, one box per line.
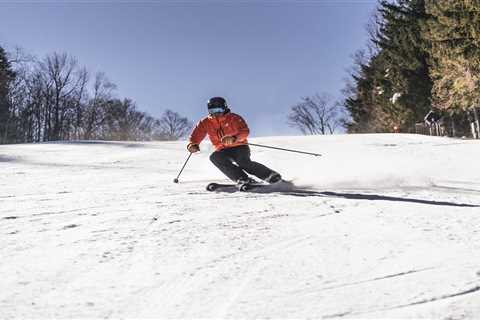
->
[188, 112, 249, 151]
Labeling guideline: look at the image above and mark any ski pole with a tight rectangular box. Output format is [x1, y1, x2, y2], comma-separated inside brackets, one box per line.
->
[173, 152, 193, 183]
[248, 143, 321, 157]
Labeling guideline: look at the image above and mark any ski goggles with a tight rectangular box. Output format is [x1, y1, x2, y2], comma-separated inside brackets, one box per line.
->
[208, 107, 225, 115]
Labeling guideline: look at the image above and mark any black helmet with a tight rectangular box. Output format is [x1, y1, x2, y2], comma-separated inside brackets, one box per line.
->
[207, 97, 227, 110]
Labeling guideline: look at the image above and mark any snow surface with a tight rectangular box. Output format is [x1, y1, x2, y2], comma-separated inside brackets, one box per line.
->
[1, 134, 480, 319]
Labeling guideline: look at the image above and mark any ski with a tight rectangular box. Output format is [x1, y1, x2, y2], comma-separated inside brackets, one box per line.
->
[237, 182, 266, 191]
[206, 182, 267, 192]
[206, 182, 237, 191]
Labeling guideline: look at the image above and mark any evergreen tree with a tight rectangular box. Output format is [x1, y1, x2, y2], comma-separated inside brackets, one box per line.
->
[0, 46, 16, 143]
[344, 51, 391, 132]
[344, 0, 433, 133]
[424, 0, 480, 111]
[375, 0, 432, 128]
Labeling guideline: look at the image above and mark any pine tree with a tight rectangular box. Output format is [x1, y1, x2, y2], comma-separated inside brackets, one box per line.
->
[0, 46, 16, 144]
[345, 52, 393, 133]
[344, 0, 433, 133]
[375, 0, 432, 128]
[424, 0, 480, 111]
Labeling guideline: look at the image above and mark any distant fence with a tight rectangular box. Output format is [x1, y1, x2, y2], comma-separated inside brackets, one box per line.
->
[412, 107, 480, 139]
[414, 123, 445, 136]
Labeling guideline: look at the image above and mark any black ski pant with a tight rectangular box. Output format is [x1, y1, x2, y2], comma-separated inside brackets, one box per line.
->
[210, 145, 276, 182]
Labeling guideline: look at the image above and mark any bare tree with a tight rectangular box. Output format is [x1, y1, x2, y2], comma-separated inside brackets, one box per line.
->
[3, 47, 182, 144]
[157, 109, 192, 140]
[69, 67, 89, 140]
[82, 72, 116, 140]
[100, 99, 161, 141]
[101, 99, 138, 141]
[287, 94, 341, 135]
[37, 52, 88, 141]
[26, 70, 48, 142]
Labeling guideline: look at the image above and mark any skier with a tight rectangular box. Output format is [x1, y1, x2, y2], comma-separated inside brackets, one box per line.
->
[187, 97, 282, 185]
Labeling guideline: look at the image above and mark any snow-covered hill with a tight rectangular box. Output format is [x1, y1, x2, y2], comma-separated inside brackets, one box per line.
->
[1, 134, 479, 319]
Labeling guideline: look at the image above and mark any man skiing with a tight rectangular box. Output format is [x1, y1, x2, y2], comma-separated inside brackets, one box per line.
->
[187, 97, 282, 185]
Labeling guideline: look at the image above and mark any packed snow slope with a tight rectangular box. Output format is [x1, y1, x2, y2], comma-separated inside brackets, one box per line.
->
[1, 134, 480, 319]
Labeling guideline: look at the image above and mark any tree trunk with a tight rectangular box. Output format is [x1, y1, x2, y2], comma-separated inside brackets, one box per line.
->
[451, 117, 456, 137]
[474, 107, 480, 139]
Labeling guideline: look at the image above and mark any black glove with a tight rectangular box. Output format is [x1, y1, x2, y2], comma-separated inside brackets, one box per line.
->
[187, 143, 200, 153]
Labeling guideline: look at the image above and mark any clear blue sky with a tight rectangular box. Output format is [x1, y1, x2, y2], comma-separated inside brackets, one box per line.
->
[0, 0, 377, 137]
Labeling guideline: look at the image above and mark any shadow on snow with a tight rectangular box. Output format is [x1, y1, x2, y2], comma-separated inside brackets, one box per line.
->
[207, 181, 479, 208]
[275, 189, 480, 208]
[0, 155, 18, 163]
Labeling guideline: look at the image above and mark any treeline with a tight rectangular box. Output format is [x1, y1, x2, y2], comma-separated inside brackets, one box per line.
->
[0, 47, 191, 144]
[344, 0, 480, 137]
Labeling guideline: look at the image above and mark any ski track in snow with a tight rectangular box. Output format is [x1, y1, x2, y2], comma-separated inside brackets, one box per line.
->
[1, 134, 480, 318]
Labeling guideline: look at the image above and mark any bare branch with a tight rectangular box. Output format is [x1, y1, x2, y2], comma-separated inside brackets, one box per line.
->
[287, 93, 341, 135]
